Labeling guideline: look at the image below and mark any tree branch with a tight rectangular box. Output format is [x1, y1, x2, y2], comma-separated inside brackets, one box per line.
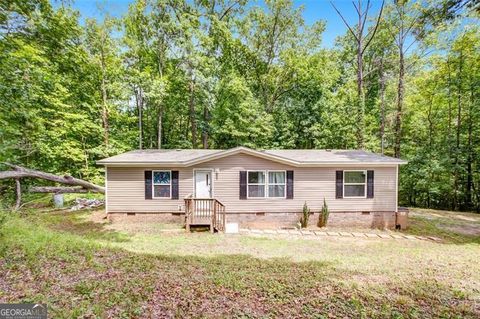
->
[362, 0, 384, 55]
[0, 163, 105, 194]
[30, 186, 94, 194]
[330, 1, 359, 42]
[360, 0, 371, 34]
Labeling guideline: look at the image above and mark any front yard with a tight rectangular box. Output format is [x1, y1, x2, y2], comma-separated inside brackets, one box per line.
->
[0, 207, 479, 318]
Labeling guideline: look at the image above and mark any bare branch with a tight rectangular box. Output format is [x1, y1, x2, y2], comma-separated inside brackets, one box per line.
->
[360, 0, 372, 34]
[404, 37, 419, 55]
[362, 0, 384, 55]
[352, 1, 361, 17]
[219, 0, 240, 21]
[330, 1, 360, 42]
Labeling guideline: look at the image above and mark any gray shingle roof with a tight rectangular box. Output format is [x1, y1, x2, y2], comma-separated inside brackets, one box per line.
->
[98, 149, 222, 163]
[97, 147, 406, 166]
[262, 149, 404, 163]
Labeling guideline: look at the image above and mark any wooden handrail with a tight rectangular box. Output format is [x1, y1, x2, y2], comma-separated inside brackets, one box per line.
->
[184, 197, 226, 232]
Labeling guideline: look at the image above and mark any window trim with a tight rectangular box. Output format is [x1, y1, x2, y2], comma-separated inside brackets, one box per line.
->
[343, 170, 367, 199]
[152, 170, 172, 199]
[246, 170, 287, 199]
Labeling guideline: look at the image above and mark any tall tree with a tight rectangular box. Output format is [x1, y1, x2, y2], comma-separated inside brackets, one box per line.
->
[331, 0, 384, 149]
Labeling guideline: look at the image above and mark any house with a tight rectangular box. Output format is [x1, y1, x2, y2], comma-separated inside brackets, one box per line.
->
[97, 147, 408, 231]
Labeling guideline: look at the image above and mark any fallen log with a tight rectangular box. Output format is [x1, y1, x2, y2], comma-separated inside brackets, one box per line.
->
[0, 163, 105, 194]
[29, 186, 94, 194]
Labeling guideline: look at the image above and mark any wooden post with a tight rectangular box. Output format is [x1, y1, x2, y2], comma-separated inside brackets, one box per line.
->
[211, 201, 216, 233]
[14, 178, 21, 211]
[185, 199, 190, 232]
[223, 205, 226, 232]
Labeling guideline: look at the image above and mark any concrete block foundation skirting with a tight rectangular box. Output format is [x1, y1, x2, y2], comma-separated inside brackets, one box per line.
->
[225, 211, 400, 230]
[107, 210, 407, 230]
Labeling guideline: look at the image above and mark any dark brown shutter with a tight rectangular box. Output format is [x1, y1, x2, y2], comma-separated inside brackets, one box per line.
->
[239, 171, 247, 199]
[145, 170, 152, 199]
[171, 171, 179, 199]
[367, 170, 374, 198]
[286, 170, 294, 199]
[335, 170, 343, 199]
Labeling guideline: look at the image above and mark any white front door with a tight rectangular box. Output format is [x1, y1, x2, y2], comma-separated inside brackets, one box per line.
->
[195, 170, 212, 198]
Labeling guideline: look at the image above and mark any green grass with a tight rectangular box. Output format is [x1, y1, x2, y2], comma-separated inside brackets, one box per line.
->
[405, 208, 480, 244]
[0, 208, 479, 318]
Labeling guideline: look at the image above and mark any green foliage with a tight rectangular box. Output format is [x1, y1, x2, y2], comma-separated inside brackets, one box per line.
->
[0, 0, 479, 212]
[300, 201, 310, 228]
[318, 198, 329, 228]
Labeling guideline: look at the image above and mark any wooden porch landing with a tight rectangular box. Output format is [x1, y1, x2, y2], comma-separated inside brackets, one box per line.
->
[184, 197, 226, 233]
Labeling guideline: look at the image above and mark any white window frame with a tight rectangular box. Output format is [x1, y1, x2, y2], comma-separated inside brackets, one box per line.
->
[152, 170, 172, 199]
[343, 170, 367, 199]
[247, 170, 287, 199]
[267, 170, 287, 198]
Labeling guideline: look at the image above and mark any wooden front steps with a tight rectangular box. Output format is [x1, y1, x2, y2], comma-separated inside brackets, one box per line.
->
[184, 197, 226, 233]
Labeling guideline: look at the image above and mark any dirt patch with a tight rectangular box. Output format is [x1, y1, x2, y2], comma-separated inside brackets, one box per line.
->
[441, 224, 480, 236]
[85, 210, 184, 235]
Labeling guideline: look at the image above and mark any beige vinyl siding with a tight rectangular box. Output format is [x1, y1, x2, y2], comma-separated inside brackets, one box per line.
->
[106, 153, 397, 213]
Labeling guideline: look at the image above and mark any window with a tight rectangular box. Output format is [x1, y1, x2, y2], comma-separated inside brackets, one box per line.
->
[248, 171, 265, 198]
[343, 170, 366, 198]
[153, 170, 171, 198]
[268, 171, 286, 198]
[247, 171, 286, 198]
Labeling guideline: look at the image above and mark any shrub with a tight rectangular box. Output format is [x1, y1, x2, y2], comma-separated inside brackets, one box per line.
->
[318, 198, 329, 228]
[300, 202, 310, 228]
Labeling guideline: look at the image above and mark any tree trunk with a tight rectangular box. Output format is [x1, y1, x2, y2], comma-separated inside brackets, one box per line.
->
[202, 106, 209, 149]
[356, 1, 364, 150]
[157, 31, 165, 150]
[379, 58, 386, 154]
[453, 51, 463, 211]
[465, 79, 474, 209]
[189, 75, 197, 148]
[394, 49, 405, 158]
[447, 58, 453, 157]
[30, 186, 93, 193]
[158, 107, 163, 149]
[100, 47, 109, 148]
[330, 0, 385, 150]
[135, 86, 144, 149]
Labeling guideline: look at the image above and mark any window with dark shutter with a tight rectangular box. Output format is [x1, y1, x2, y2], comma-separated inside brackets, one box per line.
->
[367, 170, 374, 198]
[145, 170, 152, 199]
[239, 171, 247, 199]
[335, 170, 343, 198]
[286, 170, 294, 199]
[171, 171, 179, 199]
